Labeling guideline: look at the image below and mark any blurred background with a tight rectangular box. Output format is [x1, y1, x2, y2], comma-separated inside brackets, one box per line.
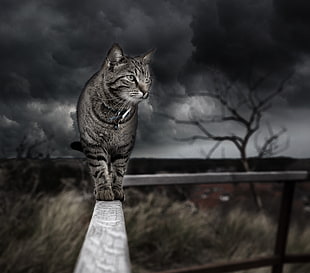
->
[1, 0, 310, 272]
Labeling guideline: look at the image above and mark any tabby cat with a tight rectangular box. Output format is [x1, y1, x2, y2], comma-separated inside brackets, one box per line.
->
[73, 44, 154, 201]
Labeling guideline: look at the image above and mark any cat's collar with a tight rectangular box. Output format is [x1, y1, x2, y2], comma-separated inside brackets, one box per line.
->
[101, 101, 133, 129]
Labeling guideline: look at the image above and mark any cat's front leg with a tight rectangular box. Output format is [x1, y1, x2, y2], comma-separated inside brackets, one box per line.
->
[113, 179, 125, 201]
[85, 148, 114, 201]
[111, 156, 129, 201]
[94, 176, 114, 201]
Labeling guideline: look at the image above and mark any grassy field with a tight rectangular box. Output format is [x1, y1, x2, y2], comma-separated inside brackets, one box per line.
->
[0, 159, 309, 273]
[0, 190, 92, 273]
[0, 187, 309, 273]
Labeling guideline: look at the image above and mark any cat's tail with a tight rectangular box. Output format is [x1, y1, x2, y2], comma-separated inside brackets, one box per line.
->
[70, 141, 83, 152]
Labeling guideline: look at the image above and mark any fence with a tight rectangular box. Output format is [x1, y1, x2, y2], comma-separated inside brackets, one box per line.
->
[74, 171, 310, 273]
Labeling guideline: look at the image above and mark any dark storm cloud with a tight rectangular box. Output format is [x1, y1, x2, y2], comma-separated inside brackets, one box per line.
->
[0, 0, 192, 100]
[0, 0, 193, 156]
[184, 0, 310, 109]
[190, 0, 298, 75]
[273, 0, 310, 53]
[0, 0, 309, 157]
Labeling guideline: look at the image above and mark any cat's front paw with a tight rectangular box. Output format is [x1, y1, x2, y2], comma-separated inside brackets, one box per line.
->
[112, 187, 125, 201]
[95, 187, 114, 201]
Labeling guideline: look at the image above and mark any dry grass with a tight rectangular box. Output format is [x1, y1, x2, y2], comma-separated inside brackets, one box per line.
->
[0, 191, 93, 273]
[124, 190, 213, 272]
[0, 188, 309, 273]
[124, 189, 310, 273]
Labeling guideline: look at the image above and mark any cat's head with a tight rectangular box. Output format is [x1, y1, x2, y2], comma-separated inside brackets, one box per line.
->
[102, 43, 154, 105]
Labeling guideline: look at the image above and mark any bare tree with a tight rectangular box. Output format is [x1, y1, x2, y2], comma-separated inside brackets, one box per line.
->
[158, 70, 293, 210]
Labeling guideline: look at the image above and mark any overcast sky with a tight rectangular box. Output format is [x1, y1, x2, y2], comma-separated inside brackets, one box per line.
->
[1, 0, 310, 158]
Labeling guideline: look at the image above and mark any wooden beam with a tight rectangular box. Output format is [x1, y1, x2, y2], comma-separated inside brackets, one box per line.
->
[285, 254, 310, 263]
[154, 254, 310, 273]
[74, 201, 131, 273]
[123, 171, 308, 187]
[154, 256, 280, 273]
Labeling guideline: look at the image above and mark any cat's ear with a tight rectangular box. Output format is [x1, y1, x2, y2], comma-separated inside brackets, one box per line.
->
[106, 43, 124, 64]
[142, 48, 155, 64]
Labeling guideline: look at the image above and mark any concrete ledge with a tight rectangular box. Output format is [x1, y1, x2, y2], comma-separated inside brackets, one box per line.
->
[74, 201, 131, 273]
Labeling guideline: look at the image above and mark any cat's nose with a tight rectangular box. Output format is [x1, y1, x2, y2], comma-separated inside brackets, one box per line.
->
[138, 82, 149, 99]
[138, 82, 148, 93]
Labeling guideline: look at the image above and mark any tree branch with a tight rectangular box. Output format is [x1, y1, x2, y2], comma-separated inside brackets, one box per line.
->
[156, 112, 244, 151]
[256, 72, 294, 110]
[206, 141, 221, 159]
[255, 126, 288, 158]
[173, 135, 211, 142]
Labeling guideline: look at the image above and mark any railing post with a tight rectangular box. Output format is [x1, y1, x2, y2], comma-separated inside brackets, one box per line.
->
[272, 181, 296, 273]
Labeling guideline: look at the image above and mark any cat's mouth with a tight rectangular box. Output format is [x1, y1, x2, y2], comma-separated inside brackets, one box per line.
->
[127, 91, 149, 101]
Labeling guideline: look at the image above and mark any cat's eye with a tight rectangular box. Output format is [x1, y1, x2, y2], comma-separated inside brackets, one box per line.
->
[126, 75, 136, 82]
[145, 78, 151, 84]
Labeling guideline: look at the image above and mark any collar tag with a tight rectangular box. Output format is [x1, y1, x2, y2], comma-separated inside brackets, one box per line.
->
[109, 107, 132, 130]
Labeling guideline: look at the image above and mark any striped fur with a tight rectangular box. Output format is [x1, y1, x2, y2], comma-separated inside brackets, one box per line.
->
[77, 44, 154, 200]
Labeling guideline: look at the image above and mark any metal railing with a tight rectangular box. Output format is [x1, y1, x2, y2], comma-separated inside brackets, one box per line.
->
[74, 171, 310, 273]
